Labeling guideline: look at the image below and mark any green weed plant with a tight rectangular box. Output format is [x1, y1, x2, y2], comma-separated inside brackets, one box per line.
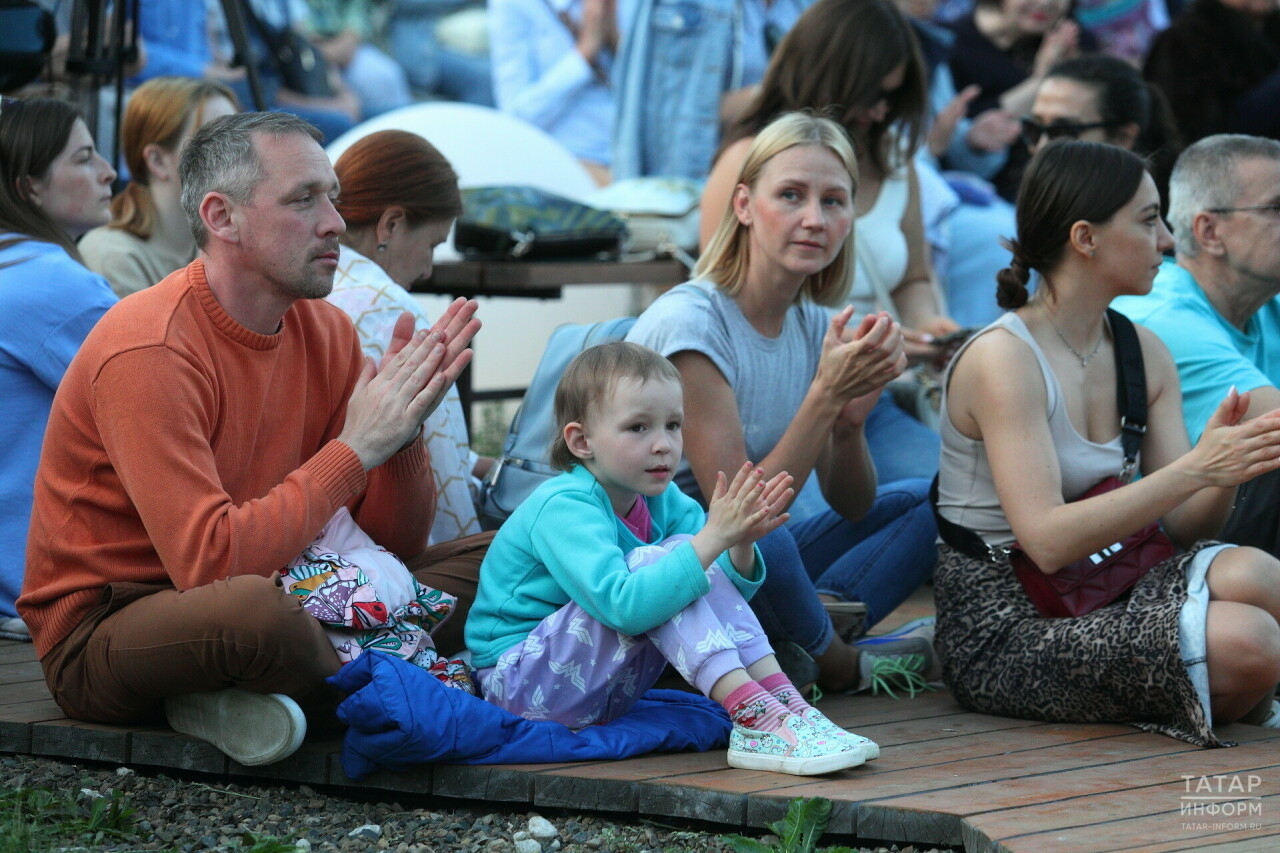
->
[0, 784, 135, 852]
[725, 796, 856, 853]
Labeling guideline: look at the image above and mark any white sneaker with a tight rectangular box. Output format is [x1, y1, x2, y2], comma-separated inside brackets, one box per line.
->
[165, 689, 307, 766]
[0, 616, 31, 641]
[727, 714, 865, 776]
[798, 707, 881, 761]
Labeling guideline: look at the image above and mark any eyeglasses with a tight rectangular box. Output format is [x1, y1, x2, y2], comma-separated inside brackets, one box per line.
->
[1206, 204, 1280, 217]
[1019, 117, 1115, 147]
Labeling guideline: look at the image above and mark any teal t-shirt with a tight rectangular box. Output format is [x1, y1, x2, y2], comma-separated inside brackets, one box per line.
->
[1113, 260, 1280, 442]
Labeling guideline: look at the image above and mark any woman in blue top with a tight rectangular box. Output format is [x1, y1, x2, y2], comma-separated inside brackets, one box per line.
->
[0, 97, 119, 640]
[466, 340, 873, 775]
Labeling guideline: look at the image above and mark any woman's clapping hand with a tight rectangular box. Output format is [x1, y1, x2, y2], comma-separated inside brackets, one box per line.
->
[1188, 387, 1280, 487]
[815, 308, 906, 403]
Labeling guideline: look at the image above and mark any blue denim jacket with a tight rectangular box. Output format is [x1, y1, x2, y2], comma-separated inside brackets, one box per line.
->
[613, 0, 814, 179]
[613, 0, 739, 179]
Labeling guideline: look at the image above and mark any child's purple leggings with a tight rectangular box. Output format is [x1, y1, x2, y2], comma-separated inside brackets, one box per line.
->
[477, 535, 775, 727]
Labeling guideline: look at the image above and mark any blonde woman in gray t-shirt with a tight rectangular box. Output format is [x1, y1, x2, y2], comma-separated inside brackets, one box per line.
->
[629, 112, 941, 697]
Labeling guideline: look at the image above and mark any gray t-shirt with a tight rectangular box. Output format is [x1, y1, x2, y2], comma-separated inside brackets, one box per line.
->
[626, 278, 829, 518]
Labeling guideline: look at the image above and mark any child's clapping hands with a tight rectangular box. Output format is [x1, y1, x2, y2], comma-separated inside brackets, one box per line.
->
[692, 462, 794, 579]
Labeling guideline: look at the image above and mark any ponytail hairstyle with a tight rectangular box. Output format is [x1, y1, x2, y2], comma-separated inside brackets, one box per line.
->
[549, 342, 683, 472]
[995, 252, 1034, 309]
[112, 77, 239, 239]
[997, 140, 1148, 309]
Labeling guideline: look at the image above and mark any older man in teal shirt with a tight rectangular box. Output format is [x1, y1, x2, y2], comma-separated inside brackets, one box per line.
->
[1114, 133, 1280, 554]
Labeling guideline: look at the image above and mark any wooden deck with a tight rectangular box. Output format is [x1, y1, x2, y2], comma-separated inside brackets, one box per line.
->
[3, 590, 1279, 852]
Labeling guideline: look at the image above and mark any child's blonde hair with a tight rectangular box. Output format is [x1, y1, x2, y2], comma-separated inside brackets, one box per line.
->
[550, 342, 683, 471]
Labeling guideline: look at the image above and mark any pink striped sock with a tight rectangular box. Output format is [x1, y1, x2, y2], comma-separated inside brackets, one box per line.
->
[723, 681, 793, 734]
[760, 671, 814, 715]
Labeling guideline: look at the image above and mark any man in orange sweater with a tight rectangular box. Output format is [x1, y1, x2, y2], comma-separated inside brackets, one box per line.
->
[18, 111, 483, 767]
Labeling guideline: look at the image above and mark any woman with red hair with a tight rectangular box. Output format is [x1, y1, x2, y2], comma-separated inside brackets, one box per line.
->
[326, 131, 490, 651]
[80, 77, 237, 297]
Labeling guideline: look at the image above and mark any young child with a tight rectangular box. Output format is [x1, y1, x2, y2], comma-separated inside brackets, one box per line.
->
[466, 342, 875, 775]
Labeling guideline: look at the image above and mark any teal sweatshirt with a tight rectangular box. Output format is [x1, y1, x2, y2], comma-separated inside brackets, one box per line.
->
[465, 465, 764, 669]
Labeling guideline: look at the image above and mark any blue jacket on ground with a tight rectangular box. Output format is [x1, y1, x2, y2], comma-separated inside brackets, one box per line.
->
[331, 651, 731, 777]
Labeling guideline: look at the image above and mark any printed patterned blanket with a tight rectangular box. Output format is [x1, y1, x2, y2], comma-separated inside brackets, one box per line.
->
[283, 507, 475, 693]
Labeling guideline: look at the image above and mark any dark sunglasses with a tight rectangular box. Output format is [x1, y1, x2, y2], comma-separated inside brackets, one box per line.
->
[1019, 117, 1116, 147]
[859, 84, 903, 110]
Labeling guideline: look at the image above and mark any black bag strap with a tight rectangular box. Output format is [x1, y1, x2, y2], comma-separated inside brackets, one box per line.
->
[239, 0, 287, 53]
[1108, 308, 1146, 477]
[930, 308, 1147, 561]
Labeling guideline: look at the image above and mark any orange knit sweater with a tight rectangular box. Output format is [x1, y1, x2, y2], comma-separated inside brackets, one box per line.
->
[19, 261, 435, 658]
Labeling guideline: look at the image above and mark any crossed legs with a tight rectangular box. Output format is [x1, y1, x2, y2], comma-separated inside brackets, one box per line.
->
[1204, 546, 1280, 723]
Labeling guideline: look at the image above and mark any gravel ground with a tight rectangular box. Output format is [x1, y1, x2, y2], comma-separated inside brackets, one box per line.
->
[2, 753, 955, 853]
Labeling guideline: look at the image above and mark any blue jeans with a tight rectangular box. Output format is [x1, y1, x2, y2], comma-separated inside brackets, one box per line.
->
[227, 77, 355, 144]
[388, 13, 495, 106]
[751, 479, 937, 658]
[866, 394, 941, 485]
[943, 197, 1016, 329]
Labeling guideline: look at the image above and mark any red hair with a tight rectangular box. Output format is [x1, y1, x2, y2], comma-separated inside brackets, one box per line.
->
[111, 77, 238, 239]
[334, 130, 462, 227]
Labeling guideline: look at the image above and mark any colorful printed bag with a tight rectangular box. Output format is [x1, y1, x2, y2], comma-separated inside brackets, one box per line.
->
[282, 508, 476, 693]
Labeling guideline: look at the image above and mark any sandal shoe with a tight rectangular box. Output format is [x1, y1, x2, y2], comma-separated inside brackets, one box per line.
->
[822, 600, 868, 643]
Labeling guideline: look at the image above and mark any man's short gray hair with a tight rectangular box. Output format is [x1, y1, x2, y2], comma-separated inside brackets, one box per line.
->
[180, 112, 322, 248]
[1167, 134, 1280, 257]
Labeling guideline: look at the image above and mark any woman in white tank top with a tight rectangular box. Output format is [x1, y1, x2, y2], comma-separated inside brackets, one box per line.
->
[935, 140, 1280, 745]
[697, 0, 961, 485]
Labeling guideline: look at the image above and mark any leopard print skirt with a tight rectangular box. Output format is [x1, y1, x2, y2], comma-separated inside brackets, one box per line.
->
[935, 541, 1223, 747]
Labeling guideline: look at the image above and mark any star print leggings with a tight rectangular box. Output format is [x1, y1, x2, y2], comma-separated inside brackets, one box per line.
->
[476, 535, 775, 728]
